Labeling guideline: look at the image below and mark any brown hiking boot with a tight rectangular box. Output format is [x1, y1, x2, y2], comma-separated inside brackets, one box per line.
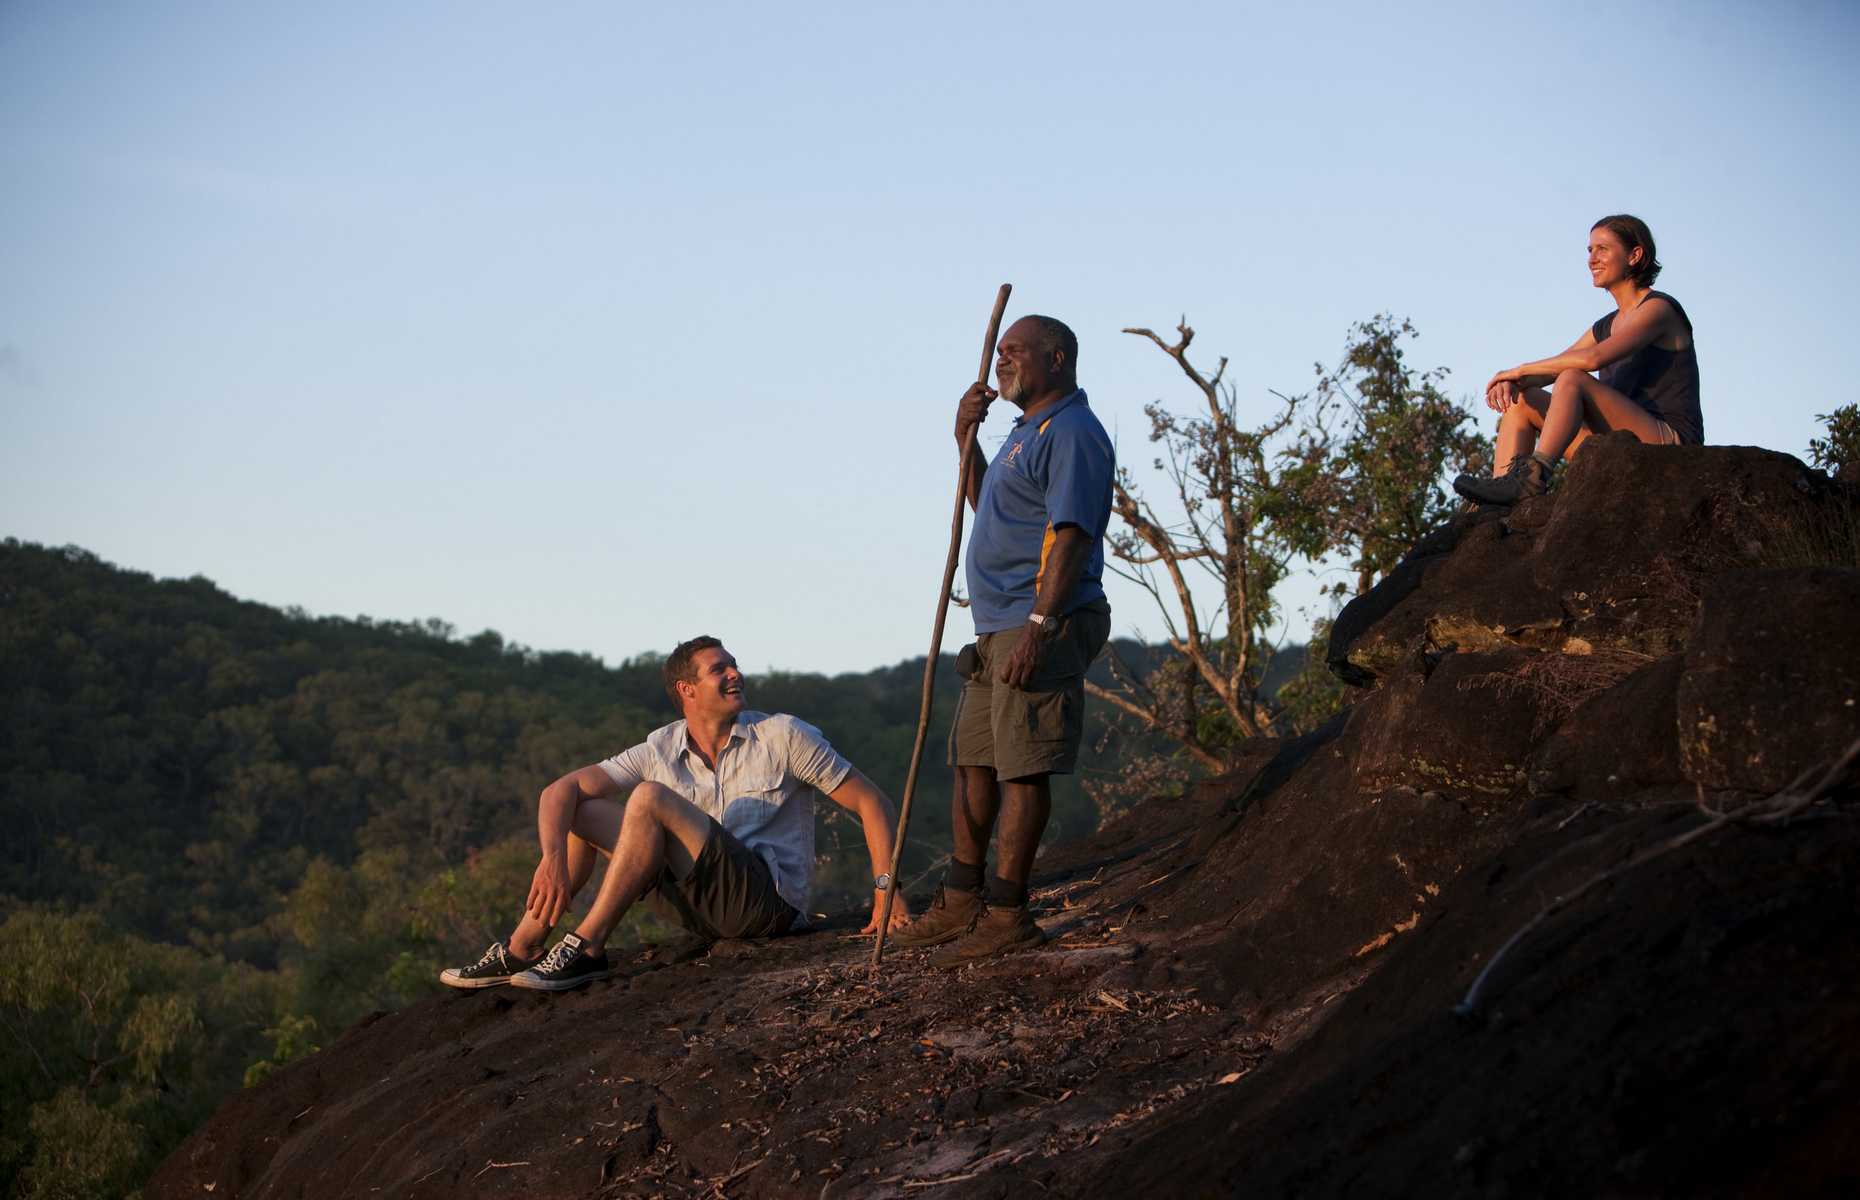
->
[886, 885, 982, 949]
[1452, 453, 1553, 507]
[928, 904, 1045, 968]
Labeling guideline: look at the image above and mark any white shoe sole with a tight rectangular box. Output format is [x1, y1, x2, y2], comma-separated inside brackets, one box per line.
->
[507, 964, 622, 992]
[439, 970, 514, 989]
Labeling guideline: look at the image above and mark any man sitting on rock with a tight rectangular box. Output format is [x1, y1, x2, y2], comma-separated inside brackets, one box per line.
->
[440, 635, 911, 992]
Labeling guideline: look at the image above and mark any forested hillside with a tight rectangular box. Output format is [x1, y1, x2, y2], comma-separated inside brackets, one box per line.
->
[1, 537, 1219, 1196]
[6, 542, 641, 947]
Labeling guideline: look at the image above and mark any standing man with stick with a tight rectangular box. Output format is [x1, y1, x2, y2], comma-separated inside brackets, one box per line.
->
[890, 315, 1115, 965]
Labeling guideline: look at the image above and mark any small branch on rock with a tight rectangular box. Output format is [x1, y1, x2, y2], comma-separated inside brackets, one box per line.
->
[711, 1155, 767, 1193]
[902, 1171, 983, 1189]
[474, 1159, 532, 1178]
[1553, 801, 1599, 831]
[1455, 737, 1860, 1018]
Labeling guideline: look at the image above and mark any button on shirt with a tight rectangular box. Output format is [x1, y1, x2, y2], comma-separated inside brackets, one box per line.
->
[597, 710, 852, 920]
[965, 389, 1116, 634]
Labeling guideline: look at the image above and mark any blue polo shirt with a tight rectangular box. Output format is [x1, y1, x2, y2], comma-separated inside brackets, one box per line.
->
[965, 389, 1115, 634]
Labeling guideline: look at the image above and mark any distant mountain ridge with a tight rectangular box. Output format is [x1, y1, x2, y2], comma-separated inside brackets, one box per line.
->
[2, 538, 663, 952]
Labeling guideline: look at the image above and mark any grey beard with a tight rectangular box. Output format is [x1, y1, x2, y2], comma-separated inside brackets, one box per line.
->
[1000, 376, 1028, 405]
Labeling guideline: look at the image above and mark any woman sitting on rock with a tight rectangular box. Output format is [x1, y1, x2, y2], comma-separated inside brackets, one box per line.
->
[1454, 214, 1703, 506]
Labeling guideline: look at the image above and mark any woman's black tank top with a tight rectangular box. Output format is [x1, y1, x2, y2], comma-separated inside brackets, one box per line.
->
[1592, 291, 1703, 445]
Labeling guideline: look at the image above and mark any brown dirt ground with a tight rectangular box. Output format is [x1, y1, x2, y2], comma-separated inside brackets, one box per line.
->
[147, 737, 1859, 1200]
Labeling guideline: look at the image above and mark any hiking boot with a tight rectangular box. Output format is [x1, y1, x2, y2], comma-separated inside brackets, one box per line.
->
[886, 885, 982, 950]
[439, 940, 540, 989]
[1453, 454, 1552, 507]
[928, 904, 1045, 968]
[508, 932, 621, 992]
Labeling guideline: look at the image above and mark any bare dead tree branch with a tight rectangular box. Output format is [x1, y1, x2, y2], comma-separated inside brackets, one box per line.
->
[1083, 680, 1223, 771]
[1091, 318, 1303, 778]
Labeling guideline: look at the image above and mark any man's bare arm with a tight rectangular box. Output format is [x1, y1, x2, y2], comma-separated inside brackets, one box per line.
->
[955, 382, 996, 509]
[998, 525, 1091, 690]
[825, 767, 911, 933]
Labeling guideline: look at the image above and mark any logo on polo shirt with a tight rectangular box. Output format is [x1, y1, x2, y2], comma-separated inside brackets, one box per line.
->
[1003, 441, 1025, 470]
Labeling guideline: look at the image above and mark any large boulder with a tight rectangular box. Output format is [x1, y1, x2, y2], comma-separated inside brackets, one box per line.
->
[1326, 509, 1564, 688]
[1329, 436, 1840, 689]
[1346, 647, 1556, 800]
[1528, 653, 1687, 798]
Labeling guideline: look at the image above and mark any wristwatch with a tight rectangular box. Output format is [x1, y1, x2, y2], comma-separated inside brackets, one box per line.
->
[1027, 612, 1053, 631]
[873, 873, 893, 891]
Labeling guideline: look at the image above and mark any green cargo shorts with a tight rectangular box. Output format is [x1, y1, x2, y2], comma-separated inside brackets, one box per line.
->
[950, 600, 1112, 781]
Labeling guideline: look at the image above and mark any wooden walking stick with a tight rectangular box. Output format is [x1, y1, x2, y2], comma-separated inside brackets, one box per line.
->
[871, 282, 1012, 968]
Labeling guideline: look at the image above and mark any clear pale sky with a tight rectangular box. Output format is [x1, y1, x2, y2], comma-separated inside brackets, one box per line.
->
[5, 1, 1856, 674]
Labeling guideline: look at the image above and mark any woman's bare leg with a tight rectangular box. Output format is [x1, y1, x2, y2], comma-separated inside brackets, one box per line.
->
[1538, 369, 1666, 463]
[1495, 387, 1550, 473]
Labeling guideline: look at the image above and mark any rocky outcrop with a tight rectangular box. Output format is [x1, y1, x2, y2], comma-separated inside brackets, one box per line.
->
[149, 436, 1859, 1199]
[1331, 434, 1857, 803]
[1329, 435, 1843, 686]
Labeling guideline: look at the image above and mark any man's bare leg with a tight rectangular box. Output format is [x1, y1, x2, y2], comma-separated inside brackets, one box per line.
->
[570, 781, 713, 952]
[953, 765, 1001, 871]
[506, 832, 601, 959]
[890, 768, 995, 948]
[993, 775, 1052, 892]
[927, 771, 1050, 964]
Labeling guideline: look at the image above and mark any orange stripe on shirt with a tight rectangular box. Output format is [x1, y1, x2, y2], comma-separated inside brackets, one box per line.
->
[1035, 521, 1056, 595]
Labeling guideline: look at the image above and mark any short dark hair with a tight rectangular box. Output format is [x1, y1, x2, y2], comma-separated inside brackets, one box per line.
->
[1592, 214, 1661, 287]
[1022, 314, 1078, 377]
[663, 635, 722, 714]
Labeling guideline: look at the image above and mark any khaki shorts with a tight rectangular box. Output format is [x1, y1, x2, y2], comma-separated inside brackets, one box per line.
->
[950, 601, 1112, 781]
[642, 818, 797, 940]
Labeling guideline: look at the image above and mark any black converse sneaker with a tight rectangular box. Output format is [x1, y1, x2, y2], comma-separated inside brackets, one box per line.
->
[508, 932, 620, 992]
[439, 941, 541, 989]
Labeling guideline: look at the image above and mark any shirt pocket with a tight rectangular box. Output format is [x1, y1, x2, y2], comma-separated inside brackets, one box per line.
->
[721, 764, 786, 834]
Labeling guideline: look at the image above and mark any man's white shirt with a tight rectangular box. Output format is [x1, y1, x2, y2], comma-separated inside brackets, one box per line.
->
[597, 710, 853, 920]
